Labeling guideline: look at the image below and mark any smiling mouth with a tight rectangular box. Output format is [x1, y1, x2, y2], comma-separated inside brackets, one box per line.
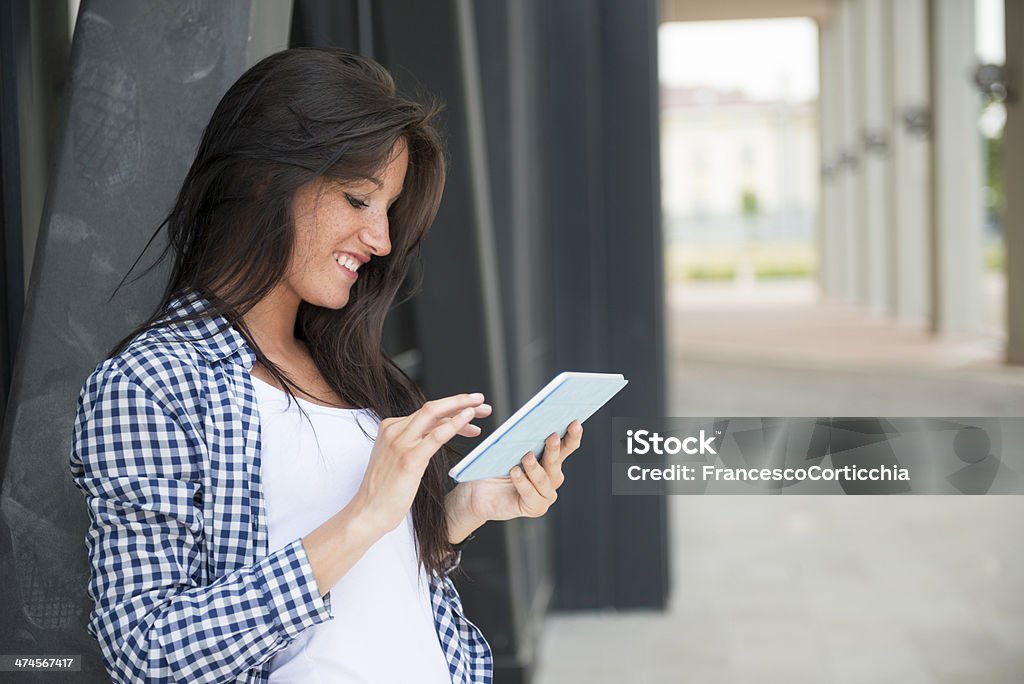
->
[335, 252, 362, 280]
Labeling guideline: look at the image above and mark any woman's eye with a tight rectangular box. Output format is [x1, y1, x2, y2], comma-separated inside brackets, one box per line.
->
[345, 193, 369, 209]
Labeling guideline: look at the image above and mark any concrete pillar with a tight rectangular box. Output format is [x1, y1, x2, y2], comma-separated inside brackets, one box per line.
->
[839, 0, 867, 303]
[1005, 0, 1024, 362]
[0, 0, 294, 673]
[929, 0, 985, 334]
[889, 0, 932, 324]
[860, 0, 893, 313]
[818, 14, 844, 299]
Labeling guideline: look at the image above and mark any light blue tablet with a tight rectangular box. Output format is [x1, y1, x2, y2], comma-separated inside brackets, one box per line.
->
[448, 371, 628, 482]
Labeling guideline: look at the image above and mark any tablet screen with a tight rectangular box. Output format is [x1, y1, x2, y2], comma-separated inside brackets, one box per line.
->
[449, 371, 628, 482]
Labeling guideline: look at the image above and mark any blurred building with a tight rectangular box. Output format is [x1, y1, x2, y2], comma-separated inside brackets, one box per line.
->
[661, 85, 818, 244]
[664, 0, 1014, 340]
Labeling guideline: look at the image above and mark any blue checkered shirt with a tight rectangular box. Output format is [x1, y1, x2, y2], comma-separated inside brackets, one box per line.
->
[69, 289, 493, 683]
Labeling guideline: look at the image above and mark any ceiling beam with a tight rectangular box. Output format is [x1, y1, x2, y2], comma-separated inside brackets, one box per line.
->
[661, 0, 833, 23]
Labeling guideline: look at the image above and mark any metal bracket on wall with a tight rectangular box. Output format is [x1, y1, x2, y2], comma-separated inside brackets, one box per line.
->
[975, 62, 1012, 104]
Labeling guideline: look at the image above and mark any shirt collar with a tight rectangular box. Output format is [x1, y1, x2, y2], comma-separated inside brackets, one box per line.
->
[160, 289, 257, 370]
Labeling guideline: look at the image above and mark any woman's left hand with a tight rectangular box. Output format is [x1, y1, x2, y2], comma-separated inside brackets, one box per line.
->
[445, 420, 583, 542]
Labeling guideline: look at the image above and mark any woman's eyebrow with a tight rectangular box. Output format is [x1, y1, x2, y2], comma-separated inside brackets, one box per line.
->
[368, 178, 403, 201]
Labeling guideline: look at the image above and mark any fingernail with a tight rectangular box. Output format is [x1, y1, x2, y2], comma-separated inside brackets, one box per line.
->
[481, 403, 492, 411]
[511, 467, 522, 478]
[469, 392, 484, 401]
[524, 452, 536, 465]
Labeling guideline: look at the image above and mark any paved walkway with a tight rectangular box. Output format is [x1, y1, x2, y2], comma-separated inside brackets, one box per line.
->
[533, 280, 1024, 684]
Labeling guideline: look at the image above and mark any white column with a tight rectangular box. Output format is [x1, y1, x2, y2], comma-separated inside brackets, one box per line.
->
[929, 0, 985, 334]
[818, 15, 845, 299]
[839, 0, 867, 303]
[890, 0, 932, 324]
[1005, 0, 1024, 362]
[860, 0, 893, 313]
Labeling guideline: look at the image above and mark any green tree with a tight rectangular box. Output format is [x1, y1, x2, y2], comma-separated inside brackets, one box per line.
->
[740, 188, 760, 217]
[985, 131, 1003, 215]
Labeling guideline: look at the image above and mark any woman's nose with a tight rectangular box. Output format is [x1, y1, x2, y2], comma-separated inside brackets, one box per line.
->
[361, 214, 391, 257]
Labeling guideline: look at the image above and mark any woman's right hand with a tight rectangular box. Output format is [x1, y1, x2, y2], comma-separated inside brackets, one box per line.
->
[350, 393, 491, 537]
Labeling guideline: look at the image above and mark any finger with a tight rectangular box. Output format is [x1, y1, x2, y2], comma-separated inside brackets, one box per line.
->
[457, 423, 483, 438]
[405, 393, 486, 440]
[540, 432, 566, 488]
[521, 451, 557, 500]
[454, 418, 488, 438]
[509, 462, 549, 516]
[420, 406, 478, 453]
[560, 420, 584, 460]
[439, 403, 491, 438]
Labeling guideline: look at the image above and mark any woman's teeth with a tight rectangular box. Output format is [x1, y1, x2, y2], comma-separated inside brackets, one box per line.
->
[335, 254, 361, 272]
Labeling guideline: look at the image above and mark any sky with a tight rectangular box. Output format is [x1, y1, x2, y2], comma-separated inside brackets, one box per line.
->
[658, 2, 1005, 103]
[658, 18, 819, 102]
[976, 0, 1005, 64]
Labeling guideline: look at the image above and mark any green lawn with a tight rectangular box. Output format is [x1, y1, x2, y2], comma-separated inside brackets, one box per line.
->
[666, 240, 1005, 283]
[666, 242, 817, 283]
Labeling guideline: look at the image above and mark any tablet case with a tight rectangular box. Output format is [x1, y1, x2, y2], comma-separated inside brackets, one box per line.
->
[449, 372, 628, 482]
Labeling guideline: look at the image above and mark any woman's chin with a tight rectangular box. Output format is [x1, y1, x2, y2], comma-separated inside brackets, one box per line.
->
[306, 290, 351, 310]
[327, 294, 351, 310]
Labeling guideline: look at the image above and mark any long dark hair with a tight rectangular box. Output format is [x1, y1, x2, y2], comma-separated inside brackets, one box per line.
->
[107, 47, 456, 577]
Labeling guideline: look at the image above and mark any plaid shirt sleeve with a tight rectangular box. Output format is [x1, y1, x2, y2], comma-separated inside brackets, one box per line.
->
[431, 573, 494, 684]
[69, 360, 333, 683]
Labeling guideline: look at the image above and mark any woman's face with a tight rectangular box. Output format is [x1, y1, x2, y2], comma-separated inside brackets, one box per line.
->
[283, 137, 408, 310]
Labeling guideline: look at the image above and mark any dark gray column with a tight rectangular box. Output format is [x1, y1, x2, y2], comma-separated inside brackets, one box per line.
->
[600, 0, 669, 610]
[0, 0, 29, 412]
[0, 1, 291, 678]
[289, 0, 361, 53]
[539, 0, 613, 612]
[540, 0, 669, 611]
[373, 1, 540, 679]
[1, 0, 70, 426]
[476, 0, 558, 674]
[376, 6, 668, 679]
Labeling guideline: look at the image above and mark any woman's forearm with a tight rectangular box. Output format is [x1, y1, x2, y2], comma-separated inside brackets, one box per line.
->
[301, 502, 380, 597]
[444, 486, 487, 544]
[303, 487, 487, 596]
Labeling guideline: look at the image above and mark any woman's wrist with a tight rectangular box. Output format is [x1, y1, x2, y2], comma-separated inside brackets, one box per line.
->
[445, 486, 486, 545]
[302, 499, 381, 597]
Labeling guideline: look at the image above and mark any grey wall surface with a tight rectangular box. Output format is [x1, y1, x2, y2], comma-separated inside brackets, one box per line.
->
[0, 0, 291, 679]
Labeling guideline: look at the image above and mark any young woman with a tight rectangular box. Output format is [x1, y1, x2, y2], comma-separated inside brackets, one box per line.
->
[69, 47, 582, 683]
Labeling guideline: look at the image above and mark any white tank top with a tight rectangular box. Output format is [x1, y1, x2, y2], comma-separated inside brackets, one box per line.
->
[253, 375, 453, 683]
